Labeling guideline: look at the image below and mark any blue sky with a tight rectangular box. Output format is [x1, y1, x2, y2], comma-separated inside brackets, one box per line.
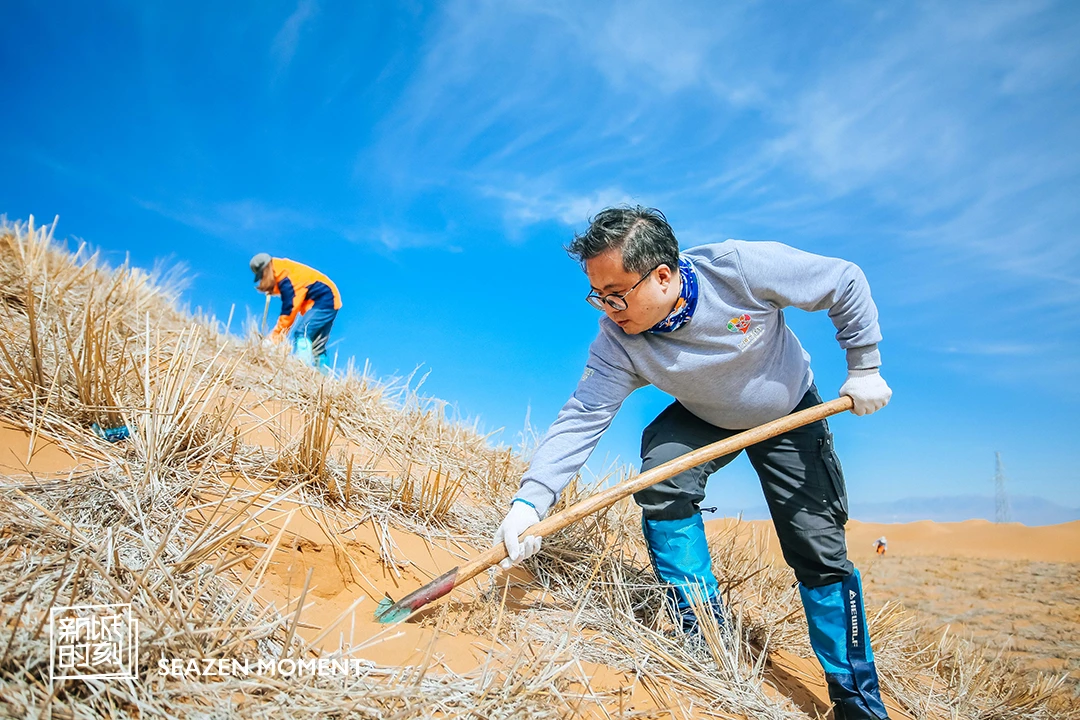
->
[2, 1, 1078, 517]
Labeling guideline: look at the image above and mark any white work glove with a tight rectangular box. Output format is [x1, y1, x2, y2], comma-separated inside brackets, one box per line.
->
[840, 368, 892, 416]
[492, 501, 542, 569]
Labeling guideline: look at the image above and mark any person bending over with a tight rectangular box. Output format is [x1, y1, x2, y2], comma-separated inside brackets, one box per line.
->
[493, 206, 892, 720]
[250, 253, 342, 369]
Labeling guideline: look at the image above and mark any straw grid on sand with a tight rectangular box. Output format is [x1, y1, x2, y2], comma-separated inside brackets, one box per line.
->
[0, 217, 1071, 719]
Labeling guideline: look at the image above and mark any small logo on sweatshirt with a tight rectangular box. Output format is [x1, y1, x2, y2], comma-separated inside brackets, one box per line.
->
[727, 314, 752, 334]
[580, 367, 595, 382]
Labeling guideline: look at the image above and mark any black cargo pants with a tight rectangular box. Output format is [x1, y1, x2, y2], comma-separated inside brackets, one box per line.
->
[634, 384, 854, 588]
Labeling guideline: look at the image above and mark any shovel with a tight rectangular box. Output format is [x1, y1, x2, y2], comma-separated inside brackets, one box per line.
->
[260, 293, 271, 335]
[375, 395, 854, 623]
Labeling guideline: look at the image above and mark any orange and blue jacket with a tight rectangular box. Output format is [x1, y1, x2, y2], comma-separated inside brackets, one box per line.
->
[267, 258, 342, 340]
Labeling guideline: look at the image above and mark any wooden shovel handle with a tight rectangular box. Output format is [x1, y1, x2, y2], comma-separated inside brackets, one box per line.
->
[459, 395, 855, 588]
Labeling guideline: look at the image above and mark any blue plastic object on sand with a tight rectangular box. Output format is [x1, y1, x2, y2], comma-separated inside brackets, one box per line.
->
[91, 423, 130, 443]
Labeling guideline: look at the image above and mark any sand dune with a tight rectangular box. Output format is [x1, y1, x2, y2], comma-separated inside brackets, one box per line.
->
[845, 518, 1080, 563]
[705, 516, 1080, 564]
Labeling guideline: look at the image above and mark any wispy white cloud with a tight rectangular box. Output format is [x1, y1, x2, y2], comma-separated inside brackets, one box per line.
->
[531, 1, 766, 104]
[764, 3, 1070, 196]
[136, 198, 321, 241]
[138, 197, 462, 254]
[546, 1, 717, 95]
[755, 1, 1080, 291]
[367, 0, 766, 225]
[486, 184, 636, 227]
[272, 0, 318, 74]
[343, 225, 461, 253]
[370, 0, 1079, 385]
[940, 343, 1040, 357]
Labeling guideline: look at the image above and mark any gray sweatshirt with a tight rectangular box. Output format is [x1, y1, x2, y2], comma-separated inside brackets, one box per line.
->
[514, 240, 882, 518]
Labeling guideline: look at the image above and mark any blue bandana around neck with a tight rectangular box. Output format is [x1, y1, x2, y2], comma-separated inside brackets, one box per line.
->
[649, 257, 698, 333]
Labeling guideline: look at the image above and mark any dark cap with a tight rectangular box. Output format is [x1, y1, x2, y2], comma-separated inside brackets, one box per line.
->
[250, 253, 272, 283]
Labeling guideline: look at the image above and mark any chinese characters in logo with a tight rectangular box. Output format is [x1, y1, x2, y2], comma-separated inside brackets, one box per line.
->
[50, 603, 138, 681]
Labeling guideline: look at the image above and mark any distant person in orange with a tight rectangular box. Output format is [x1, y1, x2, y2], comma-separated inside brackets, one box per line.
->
[873, 536, 887, 556]
[250, 253, 342, 369]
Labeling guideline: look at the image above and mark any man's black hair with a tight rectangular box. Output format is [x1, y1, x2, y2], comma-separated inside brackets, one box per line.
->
[566, 205, 680, 275]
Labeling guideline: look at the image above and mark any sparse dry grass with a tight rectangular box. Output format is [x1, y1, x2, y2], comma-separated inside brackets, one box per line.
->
[861, 553, 1080, 716]
[0, 215, 1071, 719]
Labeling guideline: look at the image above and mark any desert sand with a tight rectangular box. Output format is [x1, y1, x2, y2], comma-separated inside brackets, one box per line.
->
[0, 420, 84, 476]
[12, 418, 1071, 717]
[708, 516, 1080, 708]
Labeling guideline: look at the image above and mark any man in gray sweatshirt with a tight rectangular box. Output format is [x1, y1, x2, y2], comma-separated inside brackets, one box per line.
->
[492, 206, 892, 720]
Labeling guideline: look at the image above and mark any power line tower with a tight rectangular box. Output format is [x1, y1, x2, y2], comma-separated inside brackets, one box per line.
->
[994, 452, 1011, 523]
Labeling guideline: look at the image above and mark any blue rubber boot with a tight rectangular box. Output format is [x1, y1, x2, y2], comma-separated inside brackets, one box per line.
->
[642, 514, 725, 634]
[800, 569, 889, 719]
[293, 337, 315, 366]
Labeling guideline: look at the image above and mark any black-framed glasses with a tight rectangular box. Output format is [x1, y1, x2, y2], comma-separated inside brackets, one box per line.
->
[586, 264, 662, 311]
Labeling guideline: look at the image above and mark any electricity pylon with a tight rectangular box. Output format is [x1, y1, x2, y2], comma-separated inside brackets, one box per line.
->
[994, 452, 1011, 523]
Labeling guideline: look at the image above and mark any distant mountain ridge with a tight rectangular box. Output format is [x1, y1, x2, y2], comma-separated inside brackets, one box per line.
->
[707, 494, 1080, 527]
